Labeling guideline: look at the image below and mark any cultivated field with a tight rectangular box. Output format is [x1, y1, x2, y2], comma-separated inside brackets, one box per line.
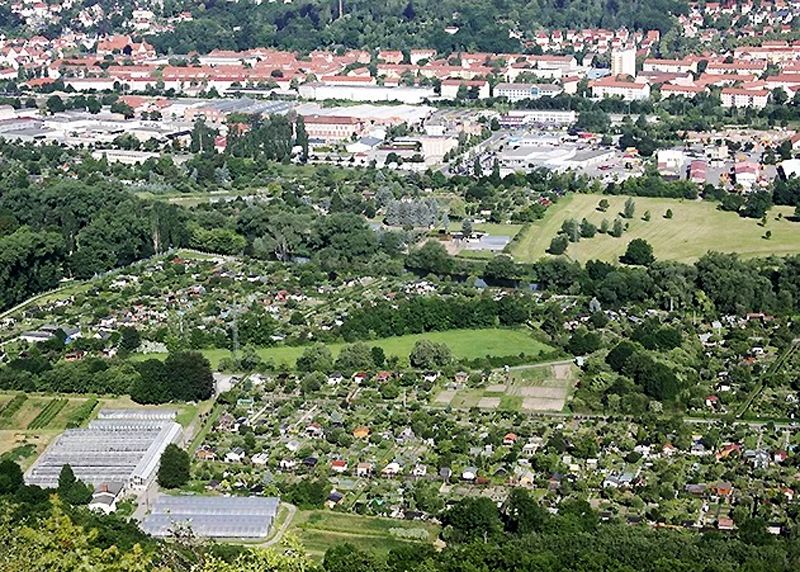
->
[0, 395, 88, 467]
[433, 361, 577, 412]
[288, 510, 440, 559]
[139, 328, 554, 369]
[0, 393, 202, 467]
[509, 193, 800, 264]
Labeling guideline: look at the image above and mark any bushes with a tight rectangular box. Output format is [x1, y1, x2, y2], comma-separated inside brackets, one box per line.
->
[0, 394, 26, 419]
[27, 399, 67, 429]
[130, 351, 214, 404]
[620, 238, 655, 266]
[66, 398, 98, 428]
[157, 444, 190, 489]
[283, 479, 330, 509]
[461, 349, 563, 370]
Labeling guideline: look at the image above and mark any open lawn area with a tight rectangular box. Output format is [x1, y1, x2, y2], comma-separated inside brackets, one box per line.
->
[509, 193, 800, 264]
[138, 328, 554, 369]
[289, 510, 440, 559]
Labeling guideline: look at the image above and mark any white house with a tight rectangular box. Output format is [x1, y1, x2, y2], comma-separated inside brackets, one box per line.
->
[224, 448, 246, 463]
[720, 88, 769, 109]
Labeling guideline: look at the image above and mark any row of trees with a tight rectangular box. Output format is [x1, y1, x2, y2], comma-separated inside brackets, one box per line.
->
[340, 294, 531, 340]
[407, 242, 800, 315]
[295, 338, 453, 374]
[0, 350, 213, 404]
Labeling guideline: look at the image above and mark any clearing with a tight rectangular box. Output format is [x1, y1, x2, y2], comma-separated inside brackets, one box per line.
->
[137, 328, 554, 369]
[288, 510, 440, 558]
[509, 193, 800, 264]
[434, 361, 577, 412]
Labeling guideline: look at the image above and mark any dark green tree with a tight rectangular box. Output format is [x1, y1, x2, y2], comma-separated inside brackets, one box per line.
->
[621, 238, 655, 266]
[157, 444, 190, 489]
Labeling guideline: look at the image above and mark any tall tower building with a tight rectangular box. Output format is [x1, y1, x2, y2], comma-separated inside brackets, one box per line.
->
[611, 46, 637, 78]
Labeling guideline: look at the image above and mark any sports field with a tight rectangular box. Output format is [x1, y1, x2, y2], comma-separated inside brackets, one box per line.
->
[138, 328, 554, 369]
[509, 193, 800, 264]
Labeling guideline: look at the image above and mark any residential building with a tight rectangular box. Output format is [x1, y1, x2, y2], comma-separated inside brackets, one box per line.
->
[439, 79, 491, 100]
[611, 46, 637, 78]
[494, 82, 563, 102]
[590, 77, 650, 100]
[720, 88, 770, 109]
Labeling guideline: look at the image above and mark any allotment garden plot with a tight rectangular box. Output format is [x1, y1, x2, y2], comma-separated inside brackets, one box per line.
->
[0, 394, 100, 466]
[434, 361, 577, 412]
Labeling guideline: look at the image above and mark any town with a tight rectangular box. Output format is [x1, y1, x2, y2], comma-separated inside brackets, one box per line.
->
[0, 2, 797, 188]
[1, 1, 800, 571]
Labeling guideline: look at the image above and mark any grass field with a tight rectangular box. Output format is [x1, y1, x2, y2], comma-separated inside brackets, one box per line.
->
[289, 510, 440, 558]
[138, 328, 554, 369]
[509, 193, 800, 264]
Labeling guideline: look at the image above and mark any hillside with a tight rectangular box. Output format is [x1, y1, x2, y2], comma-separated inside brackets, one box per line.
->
[146, 0, 689, 54]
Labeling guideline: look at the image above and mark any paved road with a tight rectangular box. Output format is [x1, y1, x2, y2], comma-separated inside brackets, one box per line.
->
[133, 405, 208, 522]
[132, 477, 159, 522]
[257, 502, 298, 547]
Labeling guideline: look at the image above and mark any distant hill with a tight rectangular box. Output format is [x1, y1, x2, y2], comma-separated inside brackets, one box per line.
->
[146, 0, 689, 55]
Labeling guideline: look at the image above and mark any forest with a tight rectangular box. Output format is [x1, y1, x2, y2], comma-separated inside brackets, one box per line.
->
[0, 182, 187, 307]
[146, 0, 689, 55]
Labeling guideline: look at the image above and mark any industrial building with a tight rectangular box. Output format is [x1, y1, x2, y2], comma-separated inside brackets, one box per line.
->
[499, 140, 615, 173]
[499, 109, 577, 127]
[494, 83, 563, 102]
[25, 409, 182, 491]
[298, 83, 436, 104]
[141, 495, 280, 539]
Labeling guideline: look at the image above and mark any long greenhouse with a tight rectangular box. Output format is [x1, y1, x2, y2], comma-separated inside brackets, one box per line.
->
[24, 409, 182, 490]
[141, 495, 280, 539]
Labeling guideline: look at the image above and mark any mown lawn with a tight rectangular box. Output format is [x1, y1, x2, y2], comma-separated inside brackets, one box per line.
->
[289, 510, 440, 558]
[510, 193, 800, 264]
[138, 328, 554, 369]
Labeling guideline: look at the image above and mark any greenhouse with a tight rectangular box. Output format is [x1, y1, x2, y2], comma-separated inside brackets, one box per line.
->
[24, 410, 182, 490]
[141, 495, 280, 539]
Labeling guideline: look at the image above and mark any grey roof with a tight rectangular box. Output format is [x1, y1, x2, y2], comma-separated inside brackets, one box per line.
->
[25, 411, 181, 489]
[141, 495, 279, 538]
[356, 136, 383, 146]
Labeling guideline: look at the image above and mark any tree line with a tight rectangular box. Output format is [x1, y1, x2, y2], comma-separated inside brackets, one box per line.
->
[146, 0, 687, 56]
[340, 294, 531, 340]
[0, 349, 213, 404]
[0, 182, 188, 309]
[408, 241, 800, 315]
